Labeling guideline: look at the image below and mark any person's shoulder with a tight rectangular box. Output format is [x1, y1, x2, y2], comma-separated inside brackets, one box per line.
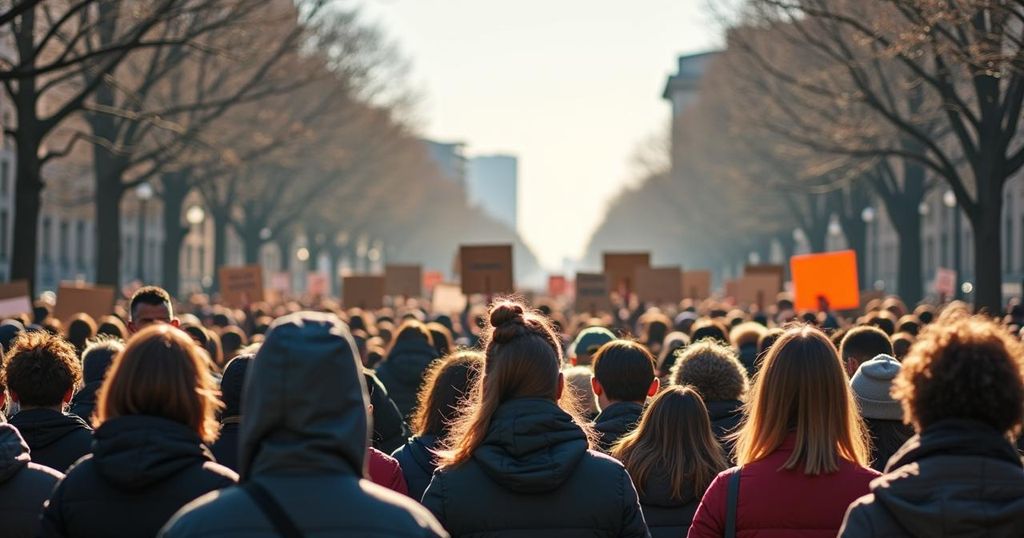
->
[160, 487, 253, 537]
[360, 480, 447, 535]
[26, 461, 64, 481]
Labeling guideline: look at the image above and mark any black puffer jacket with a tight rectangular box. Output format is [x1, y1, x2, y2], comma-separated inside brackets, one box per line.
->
[368, 370, 411, 453]
[422, 397, 650, 537]
[0, 423, 63, 538]
[209, 419, 240, 472]
[841, 419, 1024, 537]
[68, 381, 101, 424]
[392, 434, 440, 501]
[706, 400, 743, 459]
[635, 466, 701, 538]
[39, 415, 237, 537]
[8, 408, 92, 472]
[593, 401, 644, 452]
[159, 312, 447, 538]
[863, 418, 914, 472]
[375, 338, 439, 419]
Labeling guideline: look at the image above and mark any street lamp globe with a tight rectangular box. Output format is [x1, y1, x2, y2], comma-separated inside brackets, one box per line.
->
[943, 189, 957, 208]
[861, 206, 875, 223]
[918, 201, 930, 216]
[828, 218, 842, 237]
[296, 247, 310, 262]
[185, 205, 205, 225]
[136, 182, 154, 201]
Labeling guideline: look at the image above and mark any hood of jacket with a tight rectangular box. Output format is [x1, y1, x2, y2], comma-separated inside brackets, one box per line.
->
[705, 400, 743, 423]
[92, 415, 212, 490]
[0, 423, 30, 482]
[379, 338, 439, 385]
[70, 381, 101, 408]
[9, 408, 91, 450]
[473, 398, 588, 494]
[240, 312, 368, 480]
[871, 419, 1024, 535]
[405, 434, 440, 475]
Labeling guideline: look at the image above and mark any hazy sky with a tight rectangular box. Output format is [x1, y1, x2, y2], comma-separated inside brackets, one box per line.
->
[357, 0, 722, 269]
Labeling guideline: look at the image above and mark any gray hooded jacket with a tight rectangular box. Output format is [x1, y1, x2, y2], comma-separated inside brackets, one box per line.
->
[160, 312, 446, 538]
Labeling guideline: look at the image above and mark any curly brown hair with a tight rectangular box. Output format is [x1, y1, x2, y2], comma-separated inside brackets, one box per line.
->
[893, 316, 1024, 435]
[670, 339, 749, 402]
[2, 331, 81, 407]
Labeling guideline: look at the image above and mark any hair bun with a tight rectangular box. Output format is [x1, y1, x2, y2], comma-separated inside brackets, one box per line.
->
[489, 302, 526, 344]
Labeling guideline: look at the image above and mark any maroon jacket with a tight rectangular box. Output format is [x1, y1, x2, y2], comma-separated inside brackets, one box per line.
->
[688, 434, 879, 538]
[368, 447, 409, 496]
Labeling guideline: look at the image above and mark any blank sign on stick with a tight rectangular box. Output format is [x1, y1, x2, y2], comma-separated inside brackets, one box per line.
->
[791, 250, 860, 311]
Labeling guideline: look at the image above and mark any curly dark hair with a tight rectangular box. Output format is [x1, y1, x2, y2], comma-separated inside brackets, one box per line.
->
[2, 331, 81, 407]
[670, 339, 749, 402]
[894, 316, 1024, 434]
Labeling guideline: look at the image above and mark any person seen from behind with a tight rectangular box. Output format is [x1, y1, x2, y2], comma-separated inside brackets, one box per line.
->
[374, 319, 440, 420]
[849, 354, 913, 471]
[670, 340, 748, 459]
[591, 340, 659, 452]
[839, 326, 893, 376]
[68, 336, 123, 423]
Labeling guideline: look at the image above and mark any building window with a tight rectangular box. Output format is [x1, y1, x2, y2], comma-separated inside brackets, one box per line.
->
[59, 220, 69, 267]
[41, 217, 51, 262]
[76, 221, 86, 268]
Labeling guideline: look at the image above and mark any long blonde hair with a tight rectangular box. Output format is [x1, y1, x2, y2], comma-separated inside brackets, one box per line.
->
[734, 325, 869, 474]
[612, 386, 727, 500]
[439, 299, 592, 468]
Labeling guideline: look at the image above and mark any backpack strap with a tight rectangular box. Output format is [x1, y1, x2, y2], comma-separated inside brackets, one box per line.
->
[724, 467, 742, 538]
[242, 481, 305, 538]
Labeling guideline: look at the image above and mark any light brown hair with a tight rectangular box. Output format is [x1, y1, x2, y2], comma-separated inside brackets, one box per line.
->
[411, 350, 483, 437]
[734, 325, 869, 474]
[612, 386, 727, 500]
[95, 325, 222, 443]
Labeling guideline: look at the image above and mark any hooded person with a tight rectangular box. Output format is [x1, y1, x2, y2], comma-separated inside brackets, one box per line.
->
[374, 320, 441, 420]
[68, 337, 123, 424]
[850, 354, 913, 471]
[159, 312, 446, 538]
[0, 423, 64, 538]
[209, 355, 253, 472]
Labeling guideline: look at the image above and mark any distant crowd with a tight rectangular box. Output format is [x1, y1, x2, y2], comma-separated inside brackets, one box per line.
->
[0, 285, 1022, 537]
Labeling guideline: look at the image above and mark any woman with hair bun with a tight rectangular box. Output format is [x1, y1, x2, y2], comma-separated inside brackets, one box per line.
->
[421, 299, 649, 537]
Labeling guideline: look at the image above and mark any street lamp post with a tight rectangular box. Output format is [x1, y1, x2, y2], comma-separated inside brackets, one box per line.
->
[861, 206, 876, 287]
[135, 183, 154, 282]
[943, 190, 962, 299]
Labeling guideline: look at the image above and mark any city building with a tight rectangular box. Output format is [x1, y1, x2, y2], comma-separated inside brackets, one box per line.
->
[466, 154, 518, 232]
[423, 139, 467, 189]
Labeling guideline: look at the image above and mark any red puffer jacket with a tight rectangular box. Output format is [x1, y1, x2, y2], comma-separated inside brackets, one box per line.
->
[688, 434, 879, 538]
[368, 447, 409, 496]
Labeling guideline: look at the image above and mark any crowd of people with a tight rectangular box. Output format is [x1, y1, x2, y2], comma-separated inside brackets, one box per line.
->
[0, 284, 1022, 537]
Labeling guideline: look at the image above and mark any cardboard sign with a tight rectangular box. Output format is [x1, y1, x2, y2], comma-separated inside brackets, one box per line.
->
[603, 252, 650, 295]
[432, 283, 467, 314]
[744, 264, 784, 293]
[681, 270, 712, 300]
[0, 280, 32, 318]
[342, 276, 386, 310]
[575, 273, 612, 313]
[791, 250, 861, 311]
[385, 265, 423, 297]
[270, 272, 291, 294]
[54, 283, 116, 322]
[634, 266, 682, 304]
[219, 265, 265, 308]
[934, 267, 957, 297]
[459, 245, 514, 295]
[307, 272, 329, 296]
[736, 274, 780, 309]
[423, 270, 444, 294]
[724, 279, 739, 302]
[548, 275, 568, 297]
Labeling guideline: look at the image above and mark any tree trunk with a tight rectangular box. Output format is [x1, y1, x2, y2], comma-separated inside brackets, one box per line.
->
[842, 220, 868, 290]
[92, 137, 126, 287]
[160, 173, 189, 298]
[243, 224, 262, 265]
[970, 171, 1004, 313]
[275, 234, 292, 272]
[10, 128, 42, 293]
[889, 209, 923, 306]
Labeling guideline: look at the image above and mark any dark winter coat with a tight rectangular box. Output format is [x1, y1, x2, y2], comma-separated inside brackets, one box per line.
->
[688, 433, 879, 538]
[375, 338, 440, 419]
[367, 370, 411, 453]
[421, 397, 650, 537]
[68, 381, 101, 423]
[594, 401, 644, 452]
[8, 408, 92, 472]
[0, 423, 63, 538]
[706, 400, 743, 459]
[841, 419, 1024, 537]
[158, 312, 447, 538]
[863, 417, 914, 472]
[39, 415, 237, 538]
[635, 465, 702, 538]
[209, 418, 240, 471]
[392, 434, 441, 501]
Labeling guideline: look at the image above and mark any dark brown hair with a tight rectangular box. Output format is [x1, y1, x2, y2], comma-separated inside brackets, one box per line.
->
[95, 325, 221, 443]
[65, 313, 97, 355]
[2, 331, 81, 407]
[411, 350, 483, 437]
[839, 326, 894, 365]
[592, 340, 655, 402]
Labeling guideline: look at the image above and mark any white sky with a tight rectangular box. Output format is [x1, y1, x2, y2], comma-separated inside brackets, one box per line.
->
[356, 0, 722, 269]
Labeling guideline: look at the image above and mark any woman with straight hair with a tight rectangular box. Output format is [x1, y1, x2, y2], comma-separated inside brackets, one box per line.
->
[39, 325, 237, 538]
[392, 349, 483, 500]
[612, 386, 726, 538]
[688, 325, 879, 538]
[421, 299, 648, 537]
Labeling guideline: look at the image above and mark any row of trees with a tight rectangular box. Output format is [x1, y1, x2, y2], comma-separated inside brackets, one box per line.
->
[587, 0, 1024, 313]
[1, 1, 539, 296]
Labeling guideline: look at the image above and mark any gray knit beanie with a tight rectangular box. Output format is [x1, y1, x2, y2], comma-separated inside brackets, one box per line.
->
[850, 354, 903, 421]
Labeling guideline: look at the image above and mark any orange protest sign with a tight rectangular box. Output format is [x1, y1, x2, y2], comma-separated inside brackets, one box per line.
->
[681, 270, 712, 300]
[219, 265, 264, 308]
[634, 266, 682, 304]
[603, 252, 650, 295]
[385, 265, 423, 297]
[54, 283, 116, 322]
[342, 275, 386, 310]
[460, 245, 514, 295]
[790, 250, 861, 311]
[575, 273, 611, 313]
